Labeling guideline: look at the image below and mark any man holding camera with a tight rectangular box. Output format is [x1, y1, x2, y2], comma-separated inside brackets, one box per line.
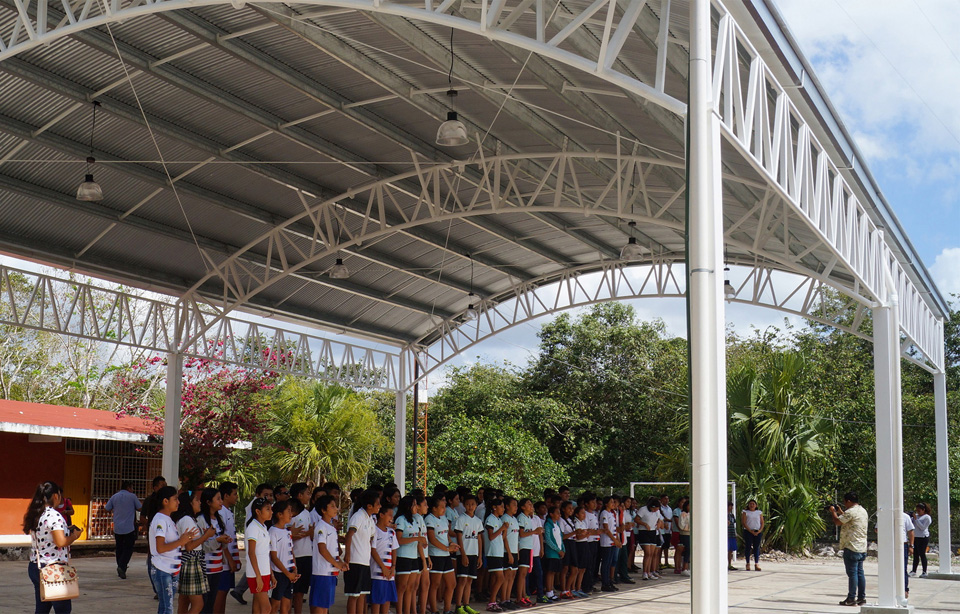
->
[829, 492, 869, 606]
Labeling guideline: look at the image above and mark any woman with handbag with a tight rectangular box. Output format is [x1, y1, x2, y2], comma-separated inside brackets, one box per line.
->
[23, 481, 82, 614]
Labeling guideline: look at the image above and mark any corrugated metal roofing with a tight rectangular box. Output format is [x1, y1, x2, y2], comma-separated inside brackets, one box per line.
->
[0, 0, 935, 347]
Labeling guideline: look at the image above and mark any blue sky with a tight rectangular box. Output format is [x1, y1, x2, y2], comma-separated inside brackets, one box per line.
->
[2, 1, 957, 389]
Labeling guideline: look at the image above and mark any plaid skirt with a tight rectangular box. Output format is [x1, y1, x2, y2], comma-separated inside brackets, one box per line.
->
[178, 551, 209, 595]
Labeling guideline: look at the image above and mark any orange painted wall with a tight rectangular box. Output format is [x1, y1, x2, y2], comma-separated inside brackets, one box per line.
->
[0, 432, 65, 535]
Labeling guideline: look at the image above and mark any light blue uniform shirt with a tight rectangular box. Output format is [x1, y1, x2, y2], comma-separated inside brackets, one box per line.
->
[484, 515, 505, 557]
[518, 513, 536, 550]
[504, 514, 520, 554]
[105, 489, 142, 534]
[395, 515, 421, 559]
[425, 513, 451, 557]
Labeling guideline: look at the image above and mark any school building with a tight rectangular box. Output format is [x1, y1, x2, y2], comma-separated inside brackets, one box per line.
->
[0, 399, 161, 545]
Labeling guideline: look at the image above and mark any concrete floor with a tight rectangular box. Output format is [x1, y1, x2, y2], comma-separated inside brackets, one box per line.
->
[3, 554, 960, 613]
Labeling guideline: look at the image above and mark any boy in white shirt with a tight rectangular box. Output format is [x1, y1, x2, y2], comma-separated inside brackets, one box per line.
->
[311, 495, 347, 614]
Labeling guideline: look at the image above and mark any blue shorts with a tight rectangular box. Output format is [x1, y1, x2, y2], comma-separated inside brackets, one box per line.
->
[310, 575, 338, 609]
[370, 579, 398, 605]
[218, 570, 236, 591]
[272, 571, 295, 601]
[727, 537, 738, 552]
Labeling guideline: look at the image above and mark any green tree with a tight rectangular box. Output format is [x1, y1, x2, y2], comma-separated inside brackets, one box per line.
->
[428, 417, 568, 497]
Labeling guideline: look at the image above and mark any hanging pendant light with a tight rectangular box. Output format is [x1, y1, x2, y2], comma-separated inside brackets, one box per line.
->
[436, 30, 469, 147]
[463, 255, 478, 320]
[724, 266, 736, 299]
[329, 257, 349, 279]
[620, 221, 643, 261]
[328, 205, 350, 279]
[77, 101, 102, 201]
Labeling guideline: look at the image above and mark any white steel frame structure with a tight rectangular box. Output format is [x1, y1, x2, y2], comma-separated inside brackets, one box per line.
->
[0, 0, 951, 611]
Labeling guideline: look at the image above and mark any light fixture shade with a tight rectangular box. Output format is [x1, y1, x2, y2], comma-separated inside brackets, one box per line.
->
[329, 257, 350, 279]
[436, 111, 469, 147]
[724, 279, 737, 298]
[464, 291, 479, 320]
[76, 174, 103, 201]
[620, 237, 643, 261]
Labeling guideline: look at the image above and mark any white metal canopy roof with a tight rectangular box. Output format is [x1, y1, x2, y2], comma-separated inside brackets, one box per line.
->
[0, 0, 947, 370]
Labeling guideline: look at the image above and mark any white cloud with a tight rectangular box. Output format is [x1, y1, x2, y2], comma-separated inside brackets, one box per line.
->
[930, 247, 960, 300]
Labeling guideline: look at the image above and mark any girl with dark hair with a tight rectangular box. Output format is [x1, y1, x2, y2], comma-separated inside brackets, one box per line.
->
[414, 496, 431, 614]
[173, 491, 216, 613]
[571, 506, 589, 597]
[911, 503, 932, 577]
[395, 495, 426, 614]
[288, 482, 314, 613]
[425, 496, 459, 614]
[741, 500, 764, 572]
[677, 499, 691, 576]
[245, 498, 275, 614]
[542, 505, 564, 603]
[635, 496, 661, 581]
[514, 498, 538, 606]
[197, 487, 233, 613]
[23, 481, 82, 614]
[557, 501, 580, 598]
[345, 489, 381, 614]
[370, 507, 400, 614]
[269, 500, 299, 614]
[310, 495, 347, 614]
[483, 498, 506, 612]
[499, 497, 520, 608]
[150, 486, 199, 614]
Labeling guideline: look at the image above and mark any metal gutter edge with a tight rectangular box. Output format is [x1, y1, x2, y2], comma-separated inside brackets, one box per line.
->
[738, 0, 951, 318]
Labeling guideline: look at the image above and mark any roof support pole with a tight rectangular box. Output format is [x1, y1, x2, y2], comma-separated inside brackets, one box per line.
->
[162, 353, 183, 489]
[687, 0, 727, 612]
[869, 290, 912, 611]
[394, 355, 408, 493]
[929, 370, 957, 579]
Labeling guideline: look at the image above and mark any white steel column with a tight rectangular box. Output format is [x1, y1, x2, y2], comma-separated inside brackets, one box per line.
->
[162, 353, 183, 488]
[688, 0, 727, 611]
[867, 270, 911, 612]
[934, 371, 953, 574]
[394, 390, 407, 493]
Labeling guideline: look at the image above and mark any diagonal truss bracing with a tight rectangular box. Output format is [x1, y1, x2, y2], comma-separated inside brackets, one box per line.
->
[0, 0, 684, 114]
[710, 2, 944, 370]
[0, 264, 404, 391]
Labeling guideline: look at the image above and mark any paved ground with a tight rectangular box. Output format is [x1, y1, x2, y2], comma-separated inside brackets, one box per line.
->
[4, 554, 960, 613]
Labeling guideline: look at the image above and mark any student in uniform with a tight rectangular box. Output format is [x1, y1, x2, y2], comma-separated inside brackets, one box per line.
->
[483, 498, 507, 613]
[557, 501, 578, 598]
[515, 499, 538, 607]
[672, 496, 688, 574]
[426, 496, 460, 614]
[527, 501, 547, 603]
[453, 494, 483, 614]
[635, 497, 662, 581]
[615, 498, 635, 583]
[197, 487, 234, 614]
[598, 496, 621, 592]
[395, 495, 426, 614]
[444, 491, 461, 580]
[310, 495, 347, 614]
[676, 499, 691, 576]
[245, 498, 275, 614]
[173, 492, 216, 614]
[269, 501, 299, 614]
[217, 482, 242, 606]
[151, 486, 198, 614]
[499, 498, 520, 609]
[371, 508, 400, 614]
[542, 505, 564, 602]
[580, 494, 600, 593]
[415, 496, 432, 614]
[571, 506, 589, 597]
[658, 495, 672, 571]
[345, 490, 380, 614]
[288, 483, 315, 614]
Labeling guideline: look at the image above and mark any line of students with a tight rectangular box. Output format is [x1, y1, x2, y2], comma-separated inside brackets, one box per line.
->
[144, 481, 693, 614]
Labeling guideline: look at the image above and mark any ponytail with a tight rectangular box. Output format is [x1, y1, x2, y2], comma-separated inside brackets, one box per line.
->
[22, 481, 60, 535]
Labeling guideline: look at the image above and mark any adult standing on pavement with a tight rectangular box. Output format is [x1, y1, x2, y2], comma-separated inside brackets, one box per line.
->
[830, 492, 869, 607]
[23, 481, 83, 614]
[740, 500, 764, 571]
[658, 495, 672, 571]
[910, 503, 932, 578]
[105, 480, 142, 579]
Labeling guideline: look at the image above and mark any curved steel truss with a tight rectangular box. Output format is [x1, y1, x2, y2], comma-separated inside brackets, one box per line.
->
[0, 0, 684, 113]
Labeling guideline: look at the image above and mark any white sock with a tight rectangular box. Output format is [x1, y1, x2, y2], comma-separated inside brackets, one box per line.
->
[546, 591, 554, 597]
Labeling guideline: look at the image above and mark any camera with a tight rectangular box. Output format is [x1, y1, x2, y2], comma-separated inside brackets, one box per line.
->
[824, 502, 840, 513]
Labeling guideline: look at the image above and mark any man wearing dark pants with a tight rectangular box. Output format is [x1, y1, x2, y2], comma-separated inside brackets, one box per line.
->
[105, 480, 142, 579]
[830, 492, 868, 607]
[902, 511, 915, 600]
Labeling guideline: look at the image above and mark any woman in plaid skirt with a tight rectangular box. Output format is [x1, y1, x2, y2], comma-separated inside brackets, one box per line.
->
[174, 492, 216, 613]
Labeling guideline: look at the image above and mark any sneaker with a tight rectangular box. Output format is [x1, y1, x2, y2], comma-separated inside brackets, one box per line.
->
[601, 586, 616, 593]
[537, 596, 549, 604]
[466, 607, 481, 614]
[728, 565, 737, 571]
[921, 572, 928, 578]
[230, 589, 248, 606]
[486, 604, 502, 613]
[838, 598, 857, 606]
[856, 598, 867, 606]
[908, 571, 917, 577]
[548, 595, 560, 602]
[642, 573, 649, 580]
[457, 607, 470, 614]
[577, 591, 590, 598]
[117, 566, 126, 580]
[681, 570, 691, 577]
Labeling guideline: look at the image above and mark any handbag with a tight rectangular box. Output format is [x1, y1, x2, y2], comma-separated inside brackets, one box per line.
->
[33, 531, 79, 601]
